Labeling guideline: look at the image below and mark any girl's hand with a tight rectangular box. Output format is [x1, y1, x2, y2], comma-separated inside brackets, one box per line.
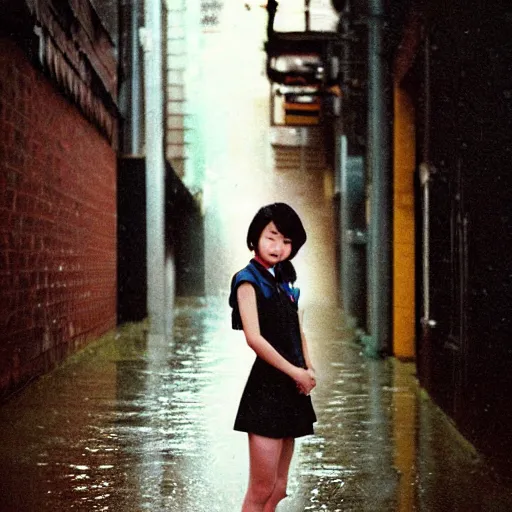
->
[293, 367, 316, 395]
[306, 368, 317, 394]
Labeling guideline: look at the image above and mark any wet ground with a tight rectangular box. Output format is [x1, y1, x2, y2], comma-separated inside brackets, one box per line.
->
[2, 4, 512, 511]
[1, 299, 512, 512]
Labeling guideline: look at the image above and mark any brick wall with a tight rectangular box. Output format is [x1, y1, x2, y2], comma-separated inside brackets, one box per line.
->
[0, 37, 117, 399]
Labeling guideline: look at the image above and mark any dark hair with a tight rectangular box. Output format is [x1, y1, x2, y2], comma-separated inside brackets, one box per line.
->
[246, 202, 307, 261]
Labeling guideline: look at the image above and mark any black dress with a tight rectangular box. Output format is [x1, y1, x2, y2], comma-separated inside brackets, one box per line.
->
[229, 259, 317, 438]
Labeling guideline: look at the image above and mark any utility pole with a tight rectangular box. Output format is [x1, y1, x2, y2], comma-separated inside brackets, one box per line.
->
[141, 0, 168, 335]
[364, 0, 391, 356]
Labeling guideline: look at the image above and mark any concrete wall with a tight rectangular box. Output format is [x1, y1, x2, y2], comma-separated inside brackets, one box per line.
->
[0, 37, 117, 399]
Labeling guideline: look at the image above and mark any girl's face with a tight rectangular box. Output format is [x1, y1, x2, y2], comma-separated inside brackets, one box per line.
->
[255, 221, 292, 267]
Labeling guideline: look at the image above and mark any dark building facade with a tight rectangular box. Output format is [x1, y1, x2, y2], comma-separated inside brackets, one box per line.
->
[0, 0, 118, 399]
[389, 0, 512, 474]
[331, 0, 512, 476]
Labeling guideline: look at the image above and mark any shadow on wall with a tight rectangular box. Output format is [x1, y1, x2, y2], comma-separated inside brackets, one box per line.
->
[117, 157, 204, 325]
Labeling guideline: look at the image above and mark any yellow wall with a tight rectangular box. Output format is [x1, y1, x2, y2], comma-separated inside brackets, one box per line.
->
[393, 83, 416, 359]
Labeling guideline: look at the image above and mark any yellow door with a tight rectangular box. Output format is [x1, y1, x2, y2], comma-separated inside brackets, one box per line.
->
[393, 82, 416, 360]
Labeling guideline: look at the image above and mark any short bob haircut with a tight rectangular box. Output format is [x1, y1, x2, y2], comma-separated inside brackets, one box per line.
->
[247, 203, 306, 260]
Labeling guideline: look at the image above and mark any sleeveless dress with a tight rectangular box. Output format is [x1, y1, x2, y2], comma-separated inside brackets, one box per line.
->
[229, 259, 317, 438]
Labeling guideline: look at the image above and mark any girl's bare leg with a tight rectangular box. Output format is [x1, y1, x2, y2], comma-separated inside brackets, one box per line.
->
[263, 437, 295, 512]
[242, 434, 284, 512]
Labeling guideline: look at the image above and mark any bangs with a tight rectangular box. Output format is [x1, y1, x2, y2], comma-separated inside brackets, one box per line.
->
[247, 203, 307, 259]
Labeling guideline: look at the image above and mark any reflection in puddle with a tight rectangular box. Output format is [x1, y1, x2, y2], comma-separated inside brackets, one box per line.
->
[0, 301, 512, 510]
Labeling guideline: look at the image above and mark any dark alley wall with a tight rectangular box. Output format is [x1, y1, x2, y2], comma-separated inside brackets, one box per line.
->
[117, 157, 146, 324]
[117, 157, 205, 325]
[396, 2, 512, 473]
[0, 37, 117, 399]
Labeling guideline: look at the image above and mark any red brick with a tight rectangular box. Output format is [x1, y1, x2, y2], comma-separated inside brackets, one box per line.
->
[0, 37, 117, 399]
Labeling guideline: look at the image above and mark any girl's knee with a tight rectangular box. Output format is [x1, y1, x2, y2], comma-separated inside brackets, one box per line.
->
[248, 478, 275, 504]
[261, 478, 288, 512]
[273, 477, 288, 502]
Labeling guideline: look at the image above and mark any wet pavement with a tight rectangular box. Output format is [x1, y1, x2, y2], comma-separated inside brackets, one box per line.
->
[3, 3, 512, 511]
[1, 298, 512, 512]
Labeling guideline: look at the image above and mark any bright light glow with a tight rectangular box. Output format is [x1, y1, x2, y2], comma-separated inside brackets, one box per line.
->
[193, 0, 337, 306]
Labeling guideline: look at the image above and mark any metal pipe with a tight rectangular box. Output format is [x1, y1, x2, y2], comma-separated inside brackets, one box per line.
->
[423, 33, 431, 323]
[365, 0, 391, 356]
[141, 0, 168, 335]
[131, 0, 142, 154]
[420, 32, 435, 329]
[118, 0, 143, 155]
[419, 163, 431, 324]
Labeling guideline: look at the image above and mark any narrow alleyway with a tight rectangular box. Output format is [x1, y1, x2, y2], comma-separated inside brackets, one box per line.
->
[199, 3, 337, 305]
[1, 3, 512, 512]
[1, 300, 512, 511]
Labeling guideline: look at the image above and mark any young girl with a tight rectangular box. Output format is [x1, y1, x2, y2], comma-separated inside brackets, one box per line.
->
[229, 203, 317, 512]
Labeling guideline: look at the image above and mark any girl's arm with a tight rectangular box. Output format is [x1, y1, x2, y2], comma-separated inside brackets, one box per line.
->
[237, 283, 314, 394]
[299, 309, 315, 374]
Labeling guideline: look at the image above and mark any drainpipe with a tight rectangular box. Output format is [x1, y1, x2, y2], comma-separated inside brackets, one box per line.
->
[363, 0, 391, 356]
[118, 0, 143, 155]
[420, 32, 434, 329]
[419, 33, 437, 390]
[419, 162, 432, 325]
[340, 138, 367, 329]
[130, 0, 143, 155]
[141, 0, 168, 335]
